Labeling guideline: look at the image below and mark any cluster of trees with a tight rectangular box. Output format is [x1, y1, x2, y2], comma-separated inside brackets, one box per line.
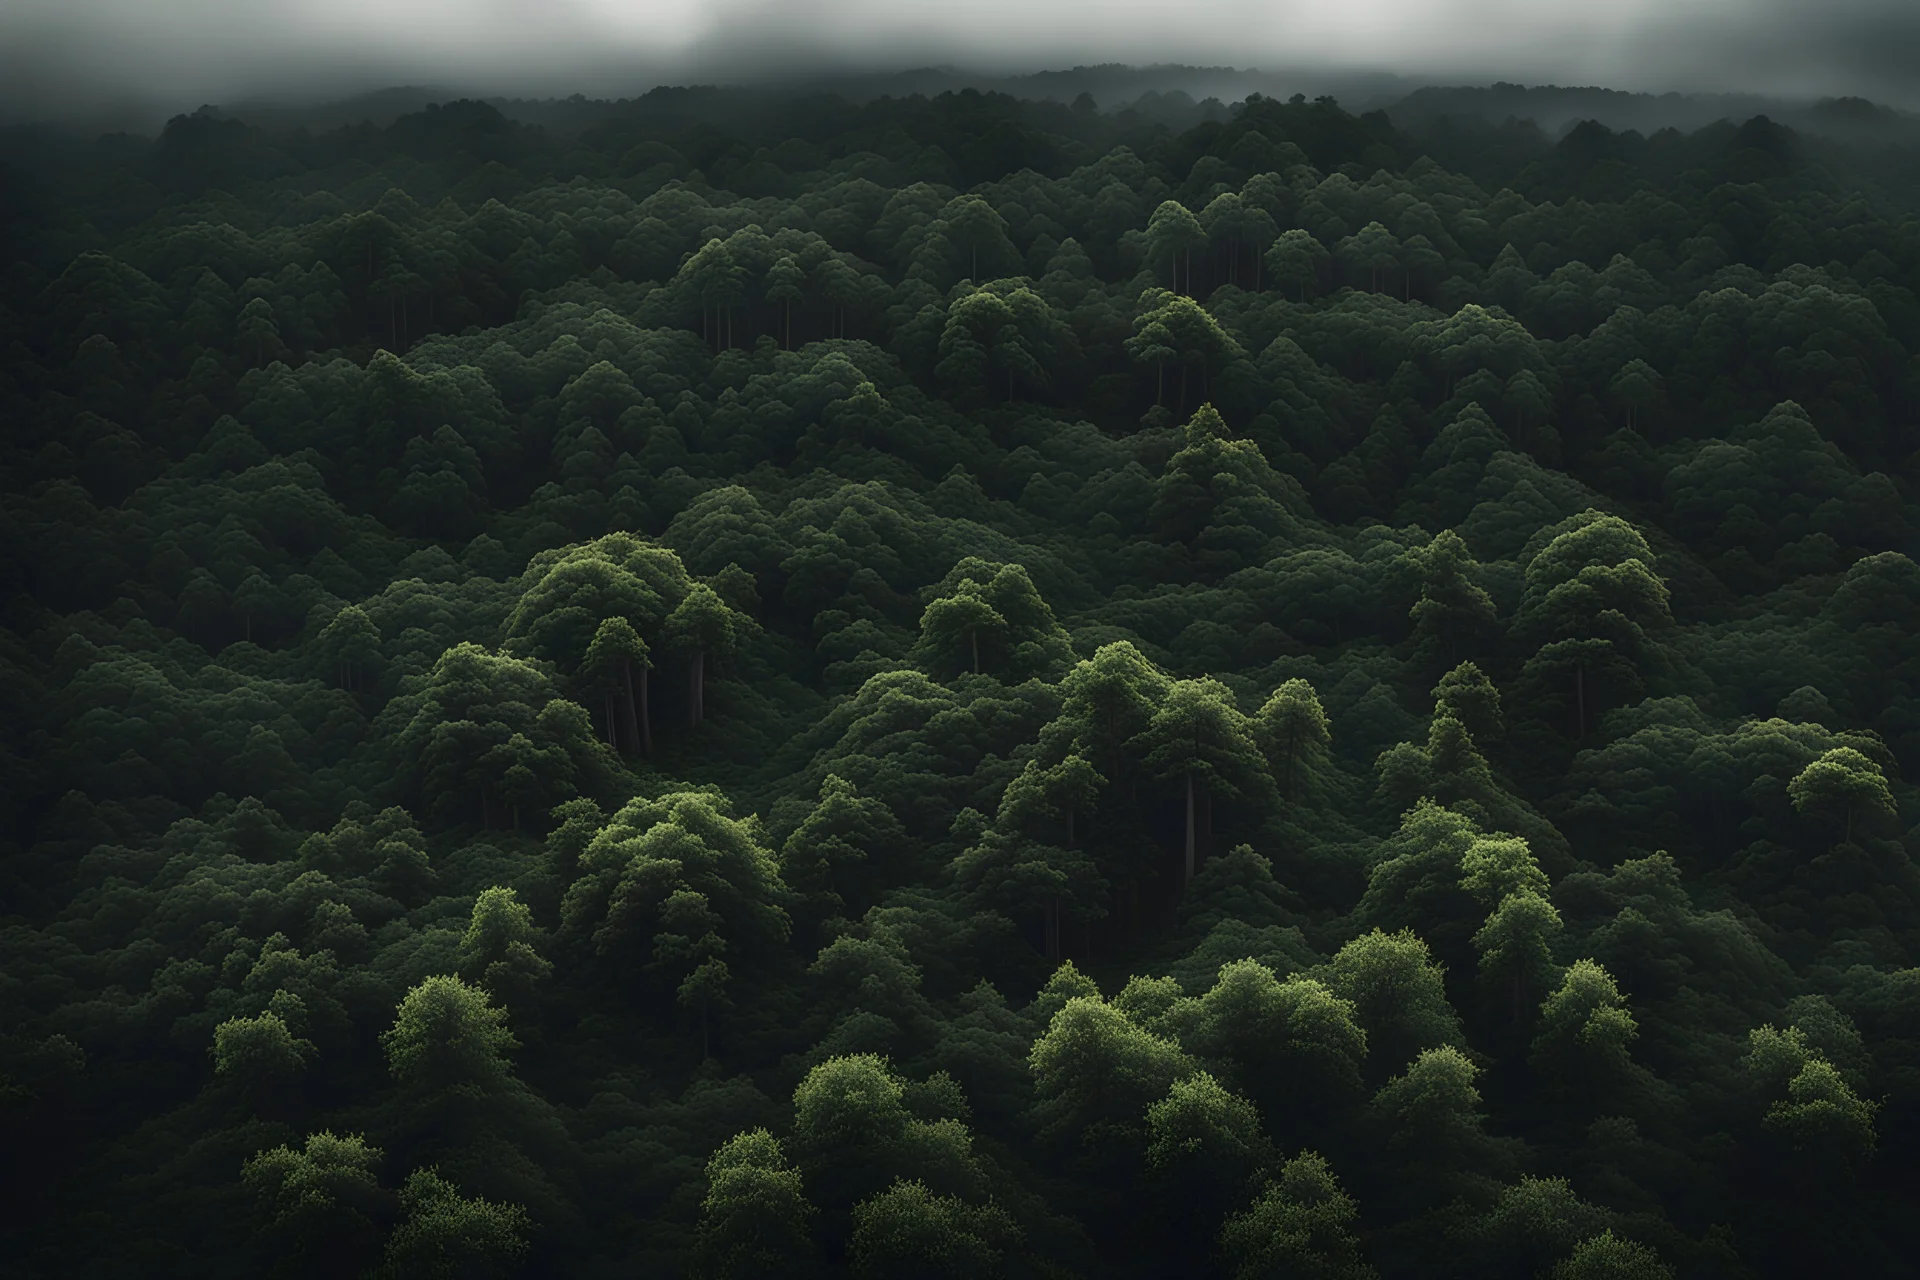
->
[3, 72, 1920, 1277]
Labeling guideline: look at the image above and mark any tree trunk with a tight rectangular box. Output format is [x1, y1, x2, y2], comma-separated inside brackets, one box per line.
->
[639, 663, 653, 755]
[1045, 899, 1060, 963]
[1184, 770, 1196, 883]
[604, 689, 618, 749]
[784, 300, 791, 350]
[689, 649, 705, 728]
[618, 657, 641, 753]
[970, 628, 980, 674]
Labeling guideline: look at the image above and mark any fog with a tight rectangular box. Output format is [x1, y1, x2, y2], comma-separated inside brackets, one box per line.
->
[3, 0, 1918, 127]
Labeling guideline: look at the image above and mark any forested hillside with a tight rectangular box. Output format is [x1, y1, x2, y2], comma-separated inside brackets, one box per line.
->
[4, 82, 1920, 1278]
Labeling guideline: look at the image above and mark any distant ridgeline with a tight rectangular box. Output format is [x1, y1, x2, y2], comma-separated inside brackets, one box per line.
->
[2, 71, 1919, 1279]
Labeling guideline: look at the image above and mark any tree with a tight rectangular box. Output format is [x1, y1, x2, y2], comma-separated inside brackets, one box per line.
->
[1219, 1151, 1376, 1280]
[781, 773, 909, 926]
[243, 1132, 387, 1277]
[212, 1009, 314, 1091]
[1764, 1057, 1878, 1166]
[382, 974, 518, 1094]
[1265, 228, 1331, 301]
[1409, 530, 1499, 669]
[664, 582, 746, 729]
[917, 583, 1004, 676]
[378, 1167, 531, 1280]
[1028, 996, 1192, 1165]
[682, 238, 747, 349]
[944, 195, 1014, 284]
[1133, 676, 1266, 882]
[1338, 221, 1402, 294]
[1126, 313, 1179, 405]
[1742, 1024, 1879, 1169]
[1145, 1071, 1275, 1237]
[1368, 1046, 1496, 1203]
[582, 615, 651, 755]
[1433, 661, 1504, 745]
[1055, 640, 1171, 794]
[1190, 960, 1368, 1139]
[652, 888, 731, 1058]
[913, 559, 1073, 681]
[1788, 747, 1894, 843]
[1530, 959, 1637, 1102]
[1473, 889, 1563, 1026]
[316, 603, 381, 693]
[693, 1129, 819, 1280]
[458, 887, 553, 1013]
[1549, 1232, 1674, 1280]
[959, 754, 1107, 961]
[1147, 200, 1207, 295]
[1607, 358, 1664, 431]
[1324, 929, 1463, 1080]
[765, 254, 805, 349]
[1254, 678, 1331, 801]
[1514, 512, 1671, 738]
[848, 1179, 1018, 1279]
[1131, 294, 1246, 413]
[1460, 836, 1548, 907]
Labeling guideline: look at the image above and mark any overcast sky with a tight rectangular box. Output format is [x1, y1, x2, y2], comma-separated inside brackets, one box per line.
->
[3, 0, 1918, 123]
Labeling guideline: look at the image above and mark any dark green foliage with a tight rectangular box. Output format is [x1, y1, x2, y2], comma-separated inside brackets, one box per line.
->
[4, 70, 1920, 1280]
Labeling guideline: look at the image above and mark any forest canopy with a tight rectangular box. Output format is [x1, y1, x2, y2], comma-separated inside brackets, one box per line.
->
[3, 74, 1920, 1278]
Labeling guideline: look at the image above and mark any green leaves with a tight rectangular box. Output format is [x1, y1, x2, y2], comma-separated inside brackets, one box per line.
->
[1219, 1151, 1375, 1280]
[212, 1008, 313, 1082]
[1788, 746, 1894, 843]
[381, 974, 517, 1092]
[694, 1130, 817, 1279]
[379, 1166, 531, 1280]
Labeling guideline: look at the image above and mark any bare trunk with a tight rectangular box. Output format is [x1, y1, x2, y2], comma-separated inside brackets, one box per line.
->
[970, 628, 980, 674]
[689, 649, 705, 728]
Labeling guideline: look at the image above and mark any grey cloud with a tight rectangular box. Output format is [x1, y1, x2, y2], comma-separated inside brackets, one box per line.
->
[3, 0, 1918, 128]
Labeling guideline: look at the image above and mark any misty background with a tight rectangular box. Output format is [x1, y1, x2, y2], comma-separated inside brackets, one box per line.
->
[3, 0, 1920, 136]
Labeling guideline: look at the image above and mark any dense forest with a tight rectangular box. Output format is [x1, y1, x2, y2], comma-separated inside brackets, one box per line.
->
[3, 76, 1920, 1278]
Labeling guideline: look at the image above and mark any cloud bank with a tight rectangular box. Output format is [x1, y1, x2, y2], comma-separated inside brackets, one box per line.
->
[3, 0, 1917, 125]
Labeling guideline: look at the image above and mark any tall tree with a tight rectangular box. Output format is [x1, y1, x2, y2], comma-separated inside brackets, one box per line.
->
[1133, 677, 1265, 882]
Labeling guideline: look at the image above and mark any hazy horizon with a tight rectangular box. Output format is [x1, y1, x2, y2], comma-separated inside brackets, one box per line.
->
[4, 0, 1920, 130]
